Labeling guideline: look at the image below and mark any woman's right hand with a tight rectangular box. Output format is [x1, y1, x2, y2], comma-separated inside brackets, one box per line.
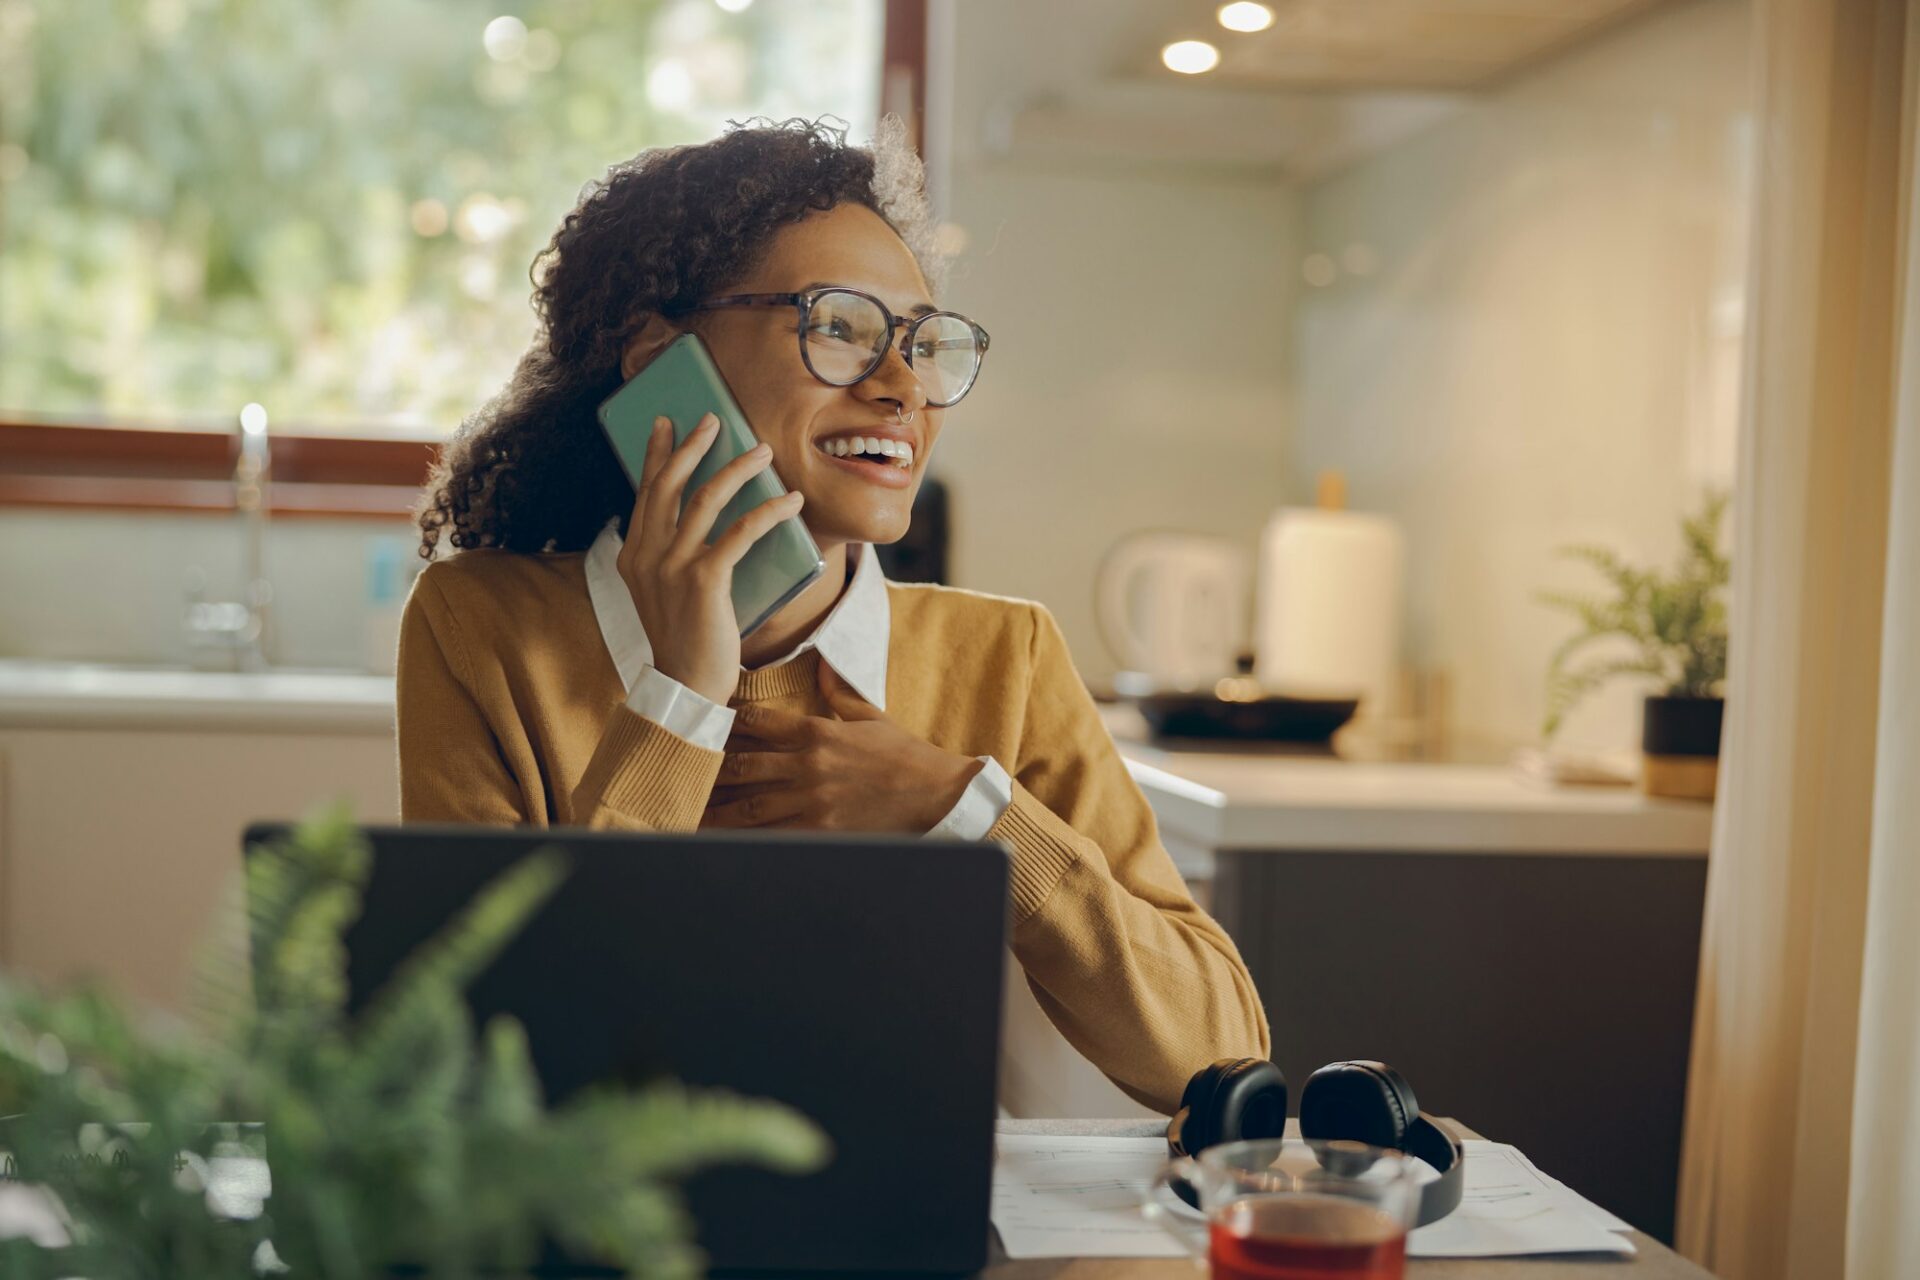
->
[617, 412, 805, 707]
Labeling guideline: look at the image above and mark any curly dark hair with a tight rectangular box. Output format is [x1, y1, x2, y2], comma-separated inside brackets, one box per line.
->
[414, 115, 943, 559]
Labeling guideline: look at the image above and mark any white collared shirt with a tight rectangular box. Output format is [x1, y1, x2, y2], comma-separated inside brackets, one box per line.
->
[584, 522, 1012, 840]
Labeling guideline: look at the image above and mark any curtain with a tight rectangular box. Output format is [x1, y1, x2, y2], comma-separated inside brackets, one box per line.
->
[1675, 0, 1920, 1276]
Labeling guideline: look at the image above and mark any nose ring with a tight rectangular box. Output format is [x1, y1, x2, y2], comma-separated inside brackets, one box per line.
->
[895, 407, 918, 426]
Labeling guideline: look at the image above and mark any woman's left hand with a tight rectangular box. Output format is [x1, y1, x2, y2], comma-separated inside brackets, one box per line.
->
[702, 660, 982, 832]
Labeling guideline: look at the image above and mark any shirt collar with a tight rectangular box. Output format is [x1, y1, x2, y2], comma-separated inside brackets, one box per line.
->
[584, 521, 891, 710]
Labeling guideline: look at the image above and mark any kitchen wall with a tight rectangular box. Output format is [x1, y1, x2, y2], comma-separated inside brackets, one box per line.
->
[922, 0, 1300, 688]
[1288, 0, 1751, 752]
[0, 510, 413, 671]
[928, 164, 1298, 686]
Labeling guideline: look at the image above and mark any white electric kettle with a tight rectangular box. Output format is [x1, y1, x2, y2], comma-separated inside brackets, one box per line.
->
[1094, 531, 1250, 692]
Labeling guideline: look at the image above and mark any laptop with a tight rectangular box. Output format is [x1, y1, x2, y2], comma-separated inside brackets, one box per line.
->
[242, 823, 1010, 1275]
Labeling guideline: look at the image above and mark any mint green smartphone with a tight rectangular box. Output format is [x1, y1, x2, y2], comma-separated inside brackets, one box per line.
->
[596, 333, 825, 638]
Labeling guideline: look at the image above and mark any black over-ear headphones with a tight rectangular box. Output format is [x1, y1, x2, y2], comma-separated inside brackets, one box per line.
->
[1166, 1058, 1465, 1226]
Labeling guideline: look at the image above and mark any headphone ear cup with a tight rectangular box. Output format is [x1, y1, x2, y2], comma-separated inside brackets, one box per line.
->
[1298, 1061, 1418, 1152]
[1177, 1059, 1237, 1154]
[1204, 1059, 1289, 1150]
[1179, 1060, 1234, 1122]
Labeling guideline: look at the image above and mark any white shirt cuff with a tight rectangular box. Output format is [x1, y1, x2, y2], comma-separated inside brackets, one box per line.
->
[625, 664, 735, 752]
[928, 755, 1014, 842]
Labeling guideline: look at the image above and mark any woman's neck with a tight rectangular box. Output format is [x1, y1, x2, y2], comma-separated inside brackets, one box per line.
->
[739, 540, 854, 668]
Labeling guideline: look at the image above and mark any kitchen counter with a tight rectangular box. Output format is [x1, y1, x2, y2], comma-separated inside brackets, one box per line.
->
[0, 663, 1712, 860]
[0, 659, 394, 733]
[1113, 734, 1713, 859]
[1096, 699, 1713, 860]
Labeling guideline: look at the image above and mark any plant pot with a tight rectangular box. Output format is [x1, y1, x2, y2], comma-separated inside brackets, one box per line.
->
[1640, 694, 1724, 800]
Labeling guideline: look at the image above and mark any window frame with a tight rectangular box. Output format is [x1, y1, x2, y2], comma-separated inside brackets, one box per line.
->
[0, 416, 438, 519]
[0, 0, 927, 521]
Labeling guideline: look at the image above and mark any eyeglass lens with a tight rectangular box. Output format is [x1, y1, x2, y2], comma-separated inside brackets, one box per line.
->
[802, 289, 981, 406]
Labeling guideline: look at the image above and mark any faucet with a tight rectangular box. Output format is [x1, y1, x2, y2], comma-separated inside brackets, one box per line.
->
[184, 404, 274, 670]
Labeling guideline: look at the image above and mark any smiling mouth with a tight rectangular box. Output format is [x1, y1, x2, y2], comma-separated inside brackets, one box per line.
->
[813, 435, 914, 468]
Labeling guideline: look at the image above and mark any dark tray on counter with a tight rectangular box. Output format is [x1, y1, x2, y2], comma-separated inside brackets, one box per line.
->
[1133, 690, 1360, 743]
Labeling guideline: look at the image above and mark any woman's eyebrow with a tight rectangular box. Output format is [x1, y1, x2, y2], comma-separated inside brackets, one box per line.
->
[802, 281, 935, 316]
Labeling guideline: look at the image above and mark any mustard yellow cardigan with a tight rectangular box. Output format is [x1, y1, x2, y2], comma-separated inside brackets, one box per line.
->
[396, 549, 1271, 1112]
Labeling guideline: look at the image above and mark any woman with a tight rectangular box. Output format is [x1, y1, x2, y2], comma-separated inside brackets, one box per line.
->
[399, 116, 1269, 1113]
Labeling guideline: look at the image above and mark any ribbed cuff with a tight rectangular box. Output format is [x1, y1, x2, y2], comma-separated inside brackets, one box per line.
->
[984, 783, 1084, 923]
[626, 664, 735, 751]
[574, 705, 724, 832]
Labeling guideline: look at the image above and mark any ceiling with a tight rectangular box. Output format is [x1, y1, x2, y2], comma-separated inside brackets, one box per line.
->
[969, 0, 1677, 182]
[1171, 0, 1671, 92]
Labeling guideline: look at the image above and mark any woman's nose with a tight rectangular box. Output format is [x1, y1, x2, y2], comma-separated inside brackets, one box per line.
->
[862, 343, 929, 416]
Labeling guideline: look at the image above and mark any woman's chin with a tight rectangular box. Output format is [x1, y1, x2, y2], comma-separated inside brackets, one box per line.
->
[791, 477, 915, 546]
[798, 502, 912, 549]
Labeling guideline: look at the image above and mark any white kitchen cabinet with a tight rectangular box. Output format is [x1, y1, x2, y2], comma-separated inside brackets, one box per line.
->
[0, 722, 397, 1014]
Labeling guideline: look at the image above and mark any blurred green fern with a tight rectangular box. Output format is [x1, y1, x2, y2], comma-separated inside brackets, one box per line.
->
[1535, 491, 1732, 738]
[0, 807, 829, 1278]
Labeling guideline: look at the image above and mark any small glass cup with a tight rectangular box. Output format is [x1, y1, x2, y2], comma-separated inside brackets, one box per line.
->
[1143, 1137, 1422, 1280]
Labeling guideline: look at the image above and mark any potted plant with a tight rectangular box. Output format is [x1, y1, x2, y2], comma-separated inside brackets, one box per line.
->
[0, 809, 828, 1278]
[1536, 491, 1730, 799]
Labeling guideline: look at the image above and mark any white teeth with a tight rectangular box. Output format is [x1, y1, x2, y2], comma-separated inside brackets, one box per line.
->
[816, 436, 914, 467]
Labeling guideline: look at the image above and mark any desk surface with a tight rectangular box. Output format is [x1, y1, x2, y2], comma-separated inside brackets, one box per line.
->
[986, 1120, 1714, 1280]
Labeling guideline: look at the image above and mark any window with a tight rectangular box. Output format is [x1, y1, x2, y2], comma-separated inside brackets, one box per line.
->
[0, 0, 886, 440]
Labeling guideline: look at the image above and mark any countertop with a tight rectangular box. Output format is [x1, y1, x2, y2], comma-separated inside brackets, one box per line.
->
[0, 659, 395, 733]
[1099, 704, 1713, 858]
[0, 661, 1715, 857]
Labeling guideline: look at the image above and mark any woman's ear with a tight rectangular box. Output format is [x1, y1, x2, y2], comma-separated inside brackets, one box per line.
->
[620, 313, 684, 381]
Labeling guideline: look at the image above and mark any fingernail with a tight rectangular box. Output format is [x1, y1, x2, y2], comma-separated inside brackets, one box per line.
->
[752, 442, 771, 456]
[783, 491, 805, 504]
[701, 413, 719, 430]
[653, 417, 668, 432]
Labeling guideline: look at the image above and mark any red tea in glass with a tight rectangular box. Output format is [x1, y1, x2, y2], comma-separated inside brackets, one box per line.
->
[1208, 1193, 1408, 1280]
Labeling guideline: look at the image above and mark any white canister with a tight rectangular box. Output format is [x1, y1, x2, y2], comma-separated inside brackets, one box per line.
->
[1253, 472, 1404, 718]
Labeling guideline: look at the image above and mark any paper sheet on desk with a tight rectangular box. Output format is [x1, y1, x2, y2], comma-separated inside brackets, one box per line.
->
[990, 1135, 1188, 1259]
[1408, 1142, 1633, 1258]
[990, 1134, 1635, 1260]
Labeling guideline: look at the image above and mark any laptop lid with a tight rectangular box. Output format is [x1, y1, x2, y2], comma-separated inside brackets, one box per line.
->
[243, 823, 1009, 1276]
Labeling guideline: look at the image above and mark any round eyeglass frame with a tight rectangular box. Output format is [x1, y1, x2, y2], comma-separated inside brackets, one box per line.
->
[669, 286, 991, 408]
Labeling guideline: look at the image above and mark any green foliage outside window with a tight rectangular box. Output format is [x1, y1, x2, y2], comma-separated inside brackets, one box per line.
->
[0, 0, 881, 434]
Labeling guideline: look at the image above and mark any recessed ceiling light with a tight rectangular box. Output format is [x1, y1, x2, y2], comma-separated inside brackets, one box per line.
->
[1162, 40, 1221, 75]
[1217, 2, 1274, 33]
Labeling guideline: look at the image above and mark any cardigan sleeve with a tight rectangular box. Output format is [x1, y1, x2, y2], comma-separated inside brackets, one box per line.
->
[396, 569, 723, 831]
[984, 602, 1272, 1114]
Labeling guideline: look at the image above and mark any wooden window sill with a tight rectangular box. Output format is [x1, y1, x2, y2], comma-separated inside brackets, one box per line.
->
[0, 418, 437, 519]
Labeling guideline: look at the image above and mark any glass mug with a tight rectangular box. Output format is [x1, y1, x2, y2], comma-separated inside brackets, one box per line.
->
[1142, 1138, 1423, 1280]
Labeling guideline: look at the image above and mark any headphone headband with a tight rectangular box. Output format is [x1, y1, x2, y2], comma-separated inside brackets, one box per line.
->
[1401, 1112, 1465, 1223]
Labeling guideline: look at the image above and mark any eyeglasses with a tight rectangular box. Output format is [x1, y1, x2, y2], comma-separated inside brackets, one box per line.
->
[670, 286, 991, 409]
